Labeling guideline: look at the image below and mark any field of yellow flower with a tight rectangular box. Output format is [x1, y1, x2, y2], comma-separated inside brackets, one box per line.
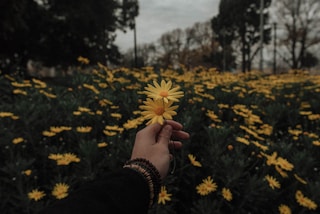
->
[1, 65, 319, 214]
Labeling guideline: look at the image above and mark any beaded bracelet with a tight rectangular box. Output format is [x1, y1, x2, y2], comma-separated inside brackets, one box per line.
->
[123, 158, 161, 207]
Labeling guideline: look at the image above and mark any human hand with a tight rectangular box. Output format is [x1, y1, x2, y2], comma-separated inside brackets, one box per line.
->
[131, 120, 190, 179]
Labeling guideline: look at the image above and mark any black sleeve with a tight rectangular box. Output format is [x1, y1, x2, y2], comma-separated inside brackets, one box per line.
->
[38, 168, 150, 214]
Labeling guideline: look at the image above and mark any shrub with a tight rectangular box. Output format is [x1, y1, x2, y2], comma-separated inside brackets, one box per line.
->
[0, 66, 319, 213]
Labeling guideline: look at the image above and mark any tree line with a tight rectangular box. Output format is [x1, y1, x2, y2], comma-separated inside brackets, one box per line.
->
[0, 0, 138, 74]
[124, 0, 320, 72]
[0, 0, 319, 74]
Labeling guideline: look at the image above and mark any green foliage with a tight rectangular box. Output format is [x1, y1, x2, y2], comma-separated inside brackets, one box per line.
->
[211, 0, 272, 72]
[0, 0, 138, 72]
[1, 67, 320, 214]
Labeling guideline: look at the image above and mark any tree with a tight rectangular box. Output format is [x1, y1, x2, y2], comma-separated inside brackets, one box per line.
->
[184, 21, 218, 68]
[211, 0, 272, 72]
[0, 0, 138, 74]
[158, 29, 185, 68]
[274, 0, 320, 69]
[121, 21, 219, 69]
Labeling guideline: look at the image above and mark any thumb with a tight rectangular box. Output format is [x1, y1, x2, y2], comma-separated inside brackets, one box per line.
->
[157, 125, 172, 145]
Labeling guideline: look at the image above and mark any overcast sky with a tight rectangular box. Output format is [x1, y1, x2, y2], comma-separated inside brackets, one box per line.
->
[115, 0, 220, 52]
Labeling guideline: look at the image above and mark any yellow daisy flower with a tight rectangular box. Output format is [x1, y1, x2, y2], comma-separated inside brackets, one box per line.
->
[265, 175, 281, 189]
[123, 117, 144, 129]
[97, 142, 108, 148]
[188, 154, 202, 167]
[144, 80, 183, 103]
[28, 189, 46, 201]
[77, 56, 90, 64]
[295, 190, 317, 210]
[0, 112, 14, 117]
[278, 204, 291, 214]
[103, 130, 118, 136]
[42, 130, 56, 137]
[52, 183, 69, 200]
[49, 153, 80, 166]
[196, 176, 217, 196]
[236, 136, 250, 145]
[222, 187, 233, 201]
[22, 169, 32, 176]
[12, 137, 24, 144]
[13, 89, 28, 95]
[276, 157, 294, 171]
[76, 126, 92, 133]
[158, 186, 172, 205]
[140, 98, 178, 125]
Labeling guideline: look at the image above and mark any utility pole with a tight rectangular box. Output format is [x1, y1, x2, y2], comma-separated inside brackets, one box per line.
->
[273, 22, 277, 74]
[222, 29, 226, 72]
[133, 18, 138, 67]
[259, 0, 264, 72]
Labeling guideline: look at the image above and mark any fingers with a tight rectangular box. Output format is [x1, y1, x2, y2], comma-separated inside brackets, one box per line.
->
[165, 120, 190, 140]
[169, 140, 183, 149]
[157, 125, 172, 146]
[172, 130, 190, 140]
[136, 123, 162, 142]
[165, 120, 183, 131]
[136, 120, 189, 147]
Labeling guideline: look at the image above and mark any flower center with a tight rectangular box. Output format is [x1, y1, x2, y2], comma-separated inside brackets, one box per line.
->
[159, 91, 169, 97]
[154, 107, 165, 115]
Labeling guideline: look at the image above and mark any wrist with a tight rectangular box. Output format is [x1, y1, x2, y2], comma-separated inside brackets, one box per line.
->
[123, 158, 161, 207]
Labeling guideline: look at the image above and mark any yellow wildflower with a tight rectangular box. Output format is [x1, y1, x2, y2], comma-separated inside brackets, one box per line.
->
[206, 110, 221, 122]
[96, 110, 103, 115]
[312, 141, 320, 146]
[252, 141, 269, 151]
[78, 107, 91, 112]
[49, 153, 80, 166]
[22, 170, 32, 176]
[111, 113, 122, 119]
[76, 126, 92, 133]
[11, 82, 32, 87]
[265, 175, 281, 189]
[12, 137, 24, 144]
[83, 83, 99, 94]
[39, 90, 57, 98]
[188, 154, 202, 167]
[158, 186, 172, 205]
[13, 89, 28, 95]
[97, 142, 108, 148]
[144, 80, 183, 103]
[105, 125, 124, 133]
[52, 183, 69, 200]
[278, 204, 291, 214]
[49, 127, 63, 133]
[308, 114, 320, 120]
[276, 157, 294, 171]
[123, 117, 144, 130]
[236, 136, 250, 145]
[48, 153, 64, 160]
[103, 130, 117, 136]
[73, 111, 81, 115]
[140, 98, 178, 125]
[261, 152, 278, 166]
[28, 189, 46, 201]
[295, 190, 317, 210]
[0, 112, 14, 117]
[42, 130, 57, 137]
[196, 176, 217, 196]
[77, 56, 90, 64]
[222, 188, 233, 201]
